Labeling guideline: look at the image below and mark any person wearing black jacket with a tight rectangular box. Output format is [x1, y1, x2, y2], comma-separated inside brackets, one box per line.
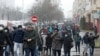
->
[82, 32, 89, 56]
[0, 25, 11, 56]
[93, 26, 97, 35]
[4, 27, 14, 56]
[45, 33, 52, 55]
[88, 33, 99, 56]
[63, 31, 73, 56]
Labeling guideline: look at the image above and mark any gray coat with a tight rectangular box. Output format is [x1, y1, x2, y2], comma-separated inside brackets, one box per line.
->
[51, 32, 63, 50]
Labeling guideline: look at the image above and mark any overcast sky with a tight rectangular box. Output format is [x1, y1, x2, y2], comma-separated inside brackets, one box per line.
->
[15, 0, 75, 17]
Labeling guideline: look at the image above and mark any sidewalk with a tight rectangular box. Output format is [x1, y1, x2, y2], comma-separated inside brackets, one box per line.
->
[61, 31, 100, 56]
[61, 45, 100, 56]
[94, 48, 100, 56]
[61, 45, 83, 56]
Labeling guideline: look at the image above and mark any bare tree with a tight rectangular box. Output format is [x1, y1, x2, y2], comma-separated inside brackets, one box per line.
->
[0, 7, 24, 20]
[28, 0, 64, 23]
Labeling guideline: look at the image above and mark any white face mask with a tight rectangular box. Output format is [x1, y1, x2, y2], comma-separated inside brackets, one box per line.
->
[0, 27, 3, 30]
[65, 34, 68, 37]
[5, 30, 8, 32]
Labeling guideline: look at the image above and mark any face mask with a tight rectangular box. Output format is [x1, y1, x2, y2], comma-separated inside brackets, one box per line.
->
[0, 27, 3, 30]
[5, 30, 8, 32]
[65, 34, 68, 37]
[19, 28, 22, 30]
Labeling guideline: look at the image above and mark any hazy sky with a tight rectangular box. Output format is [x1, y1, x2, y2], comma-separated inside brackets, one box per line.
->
[60, 0, 74, 17]
[15, 0, 75, 17]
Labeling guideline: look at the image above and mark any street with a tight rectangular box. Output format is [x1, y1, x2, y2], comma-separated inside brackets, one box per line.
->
[1, 0, 100, 56]
[61, 32, 100, 56]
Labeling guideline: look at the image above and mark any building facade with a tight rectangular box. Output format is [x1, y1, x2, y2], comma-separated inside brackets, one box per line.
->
[73, 0, 100, 32]
[92, 0, 100, 32]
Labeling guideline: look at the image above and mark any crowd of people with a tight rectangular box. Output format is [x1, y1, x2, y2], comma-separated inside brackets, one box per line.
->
[0, 23, 99, 56]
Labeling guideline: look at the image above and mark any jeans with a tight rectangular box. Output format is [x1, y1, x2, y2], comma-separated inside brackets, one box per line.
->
[64, 48, 71, 56]
[14, 42, 23, 56]
[90, 46, 94, 56]
[25, 47, 35, 56]
[34, 46, 38, 56]
[46, 46, 52, 55]
[53, 49, 61, 56]
[0, 47, 4, 56]
[5, 45, 10, 56]
[75, 42, 80, 53]
[83, 44, 89, 55]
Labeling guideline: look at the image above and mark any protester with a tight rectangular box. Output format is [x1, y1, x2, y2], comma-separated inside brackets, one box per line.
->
[4, 27, 14, 56]
[82, 32, 89, 56]
[5, 24, 14, 56]
[13, 25, 24, 56]
[46, 33, 52, 55]
[93, 26, 97, 35]
[63, 31, 73, 56]
[88, 33, 99, 56]
[74, 33, 82, 54]
[48, 26, 53, 34]
[40, 29, 47, 54]
[38, 30, 43, 56]
[51, 28, 63, 56]
[0, 25, 11, 56]
[23, 25, 38, 56]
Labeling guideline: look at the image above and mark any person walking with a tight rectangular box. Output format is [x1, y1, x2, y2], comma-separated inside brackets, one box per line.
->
[93, 26, 97, 35]
[23, 25, 38, 56]
[5, 25, 14, 56]
[74, 33, 82, 54]
[46, 33, 52, 55]
[88, 33, 99, 56]
[82, 32, 90, 56]
[51, 28, 63, 56]
[40, 28, 47, 55]
[63, 31, 73, 56]
[0, 25, 11, 56]
[13, 25, 24, 56]
[4, 27, 14, 56]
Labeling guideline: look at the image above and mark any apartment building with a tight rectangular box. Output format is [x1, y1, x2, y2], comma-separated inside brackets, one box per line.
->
[73, 0, 80, 25]
[91, 0, 100, 32]
[73, 0, 93, 30]
[73, 0, 100, 32]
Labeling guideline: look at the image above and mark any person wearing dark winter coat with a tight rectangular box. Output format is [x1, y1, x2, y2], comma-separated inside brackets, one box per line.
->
[74, 33, 81, 54]
[23, 25, 38, 56]
[0, 25, 11, 56]
[93, 26, 97, 35]
[46, 33, 52, 55]
[4, 27, 14, 56]
[63, 31, 73, 56]
[88, 33, 99, 56]
[13, 25, 24, 56]
[82, 32, 90, 55]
